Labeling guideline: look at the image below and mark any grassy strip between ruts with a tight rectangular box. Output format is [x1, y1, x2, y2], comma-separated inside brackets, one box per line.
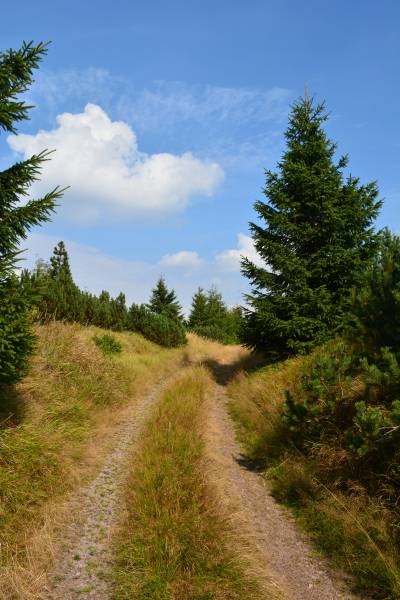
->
[112, 366, 263, 600]
[228, 359, 400, 600]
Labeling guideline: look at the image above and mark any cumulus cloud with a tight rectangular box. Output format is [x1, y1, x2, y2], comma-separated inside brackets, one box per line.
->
[216, 233, 265, 272]
[8, 103, 224, 222]
[159, 251, 203, 268]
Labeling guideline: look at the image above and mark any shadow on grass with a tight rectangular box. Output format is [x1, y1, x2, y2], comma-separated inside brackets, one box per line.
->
[235, 454, 265, 472]
[203, 351, 268, 387]
[0, 384, 26, 428]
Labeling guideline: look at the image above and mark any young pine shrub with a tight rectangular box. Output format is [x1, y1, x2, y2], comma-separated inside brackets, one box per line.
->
[282, 340, 355, 446]
[0, 277, 36, 383]
[93, 333, 122, 355]
[128, 304, 187, 348]
[191, 323, 228, 344]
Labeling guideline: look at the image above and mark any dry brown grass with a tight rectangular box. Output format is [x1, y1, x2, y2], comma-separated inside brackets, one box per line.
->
[0, 322, 186, 600]
[184, 332, 249, 366]
[227, 354, 306, 459]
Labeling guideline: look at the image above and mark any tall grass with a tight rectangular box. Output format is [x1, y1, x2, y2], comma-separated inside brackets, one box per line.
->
[0, 322, 186, 599]
[228, 357, 400, 599]
[112, 367, 263, 600]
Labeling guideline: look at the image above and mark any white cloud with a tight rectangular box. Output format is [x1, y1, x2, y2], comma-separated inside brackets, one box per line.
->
[8, 103, 224, 223]
[216, 233, 265, 272]
[159, 251, 203, 268]
[117, 82, 292, 131]
[31, 70, 291, 132]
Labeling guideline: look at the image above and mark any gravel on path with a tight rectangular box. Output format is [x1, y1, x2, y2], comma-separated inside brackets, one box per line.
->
[40, 379, 171, 600]
[204, 382, 362, 600]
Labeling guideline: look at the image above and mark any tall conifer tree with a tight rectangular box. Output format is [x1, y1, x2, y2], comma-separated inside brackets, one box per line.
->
[188, 287, 208, 328]
[242, 94, 381, 360]
[0, 42, 63, 383]
[147, 276, 183, 322]
[45, 241, 82, 321]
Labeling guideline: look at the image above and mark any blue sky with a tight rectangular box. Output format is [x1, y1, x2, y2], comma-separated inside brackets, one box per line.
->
[1, 0, 399, 311]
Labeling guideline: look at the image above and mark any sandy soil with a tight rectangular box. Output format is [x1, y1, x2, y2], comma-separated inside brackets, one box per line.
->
[204, 381, 362, 600]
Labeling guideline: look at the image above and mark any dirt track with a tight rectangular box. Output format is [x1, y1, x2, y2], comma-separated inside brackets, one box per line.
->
[40, 379, 171, 600]
[204, 378, 360, 600]
[39, 361, 360, 600]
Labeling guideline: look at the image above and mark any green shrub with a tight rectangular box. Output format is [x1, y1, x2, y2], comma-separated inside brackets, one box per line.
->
[128, 304, 187, 348]
[93, 333, 122, 355]
[191, 324, 228, 344]
[282, 340, 354, 444]
[0, 278, 35, 383]
[347, 229, 400, 358]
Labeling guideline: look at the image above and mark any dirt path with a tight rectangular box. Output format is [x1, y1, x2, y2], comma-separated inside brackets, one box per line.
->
[204, 381, 361, 600]
[40, 379, 171, 600]
[37, 361, 361, 600]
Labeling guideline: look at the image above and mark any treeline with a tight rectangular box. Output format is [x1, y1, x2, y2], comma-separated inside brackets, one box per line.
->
[21, 240, 242, 350]
[0, 41, 243, 387]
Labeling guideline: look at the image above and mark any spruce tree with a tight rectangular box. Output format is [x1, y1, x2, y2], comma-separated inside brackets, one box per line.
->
[242, 94, 381, 360]
[188, 286, 242, 344]
[206, 287, 228, 327]
[147, 276, 183, 322]
[49, 240, 72, 278]
[188, 287, 208, 328]
[43, 242, 82, 322]
[110, 292, 128, 330]
[0, 42, 63, 383]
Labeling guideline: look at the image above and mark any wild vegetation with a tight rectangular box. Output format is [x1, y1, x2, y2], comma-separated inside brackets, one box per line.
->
[229, 98, 400, 597]
[112, 367, 264, 600]
[0, 322, 187, 598]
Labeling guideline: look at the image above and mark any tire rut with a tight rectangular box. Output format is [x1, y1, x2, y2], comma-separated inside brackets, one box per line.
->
[40, 378, 172, 600]
[205, 382, 362, 600]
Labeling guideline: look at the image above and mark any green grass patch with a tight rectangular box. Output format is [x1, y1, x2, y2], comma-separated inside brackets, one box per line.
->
[93, 333, 122, 354]
[112, 367, 263, 600]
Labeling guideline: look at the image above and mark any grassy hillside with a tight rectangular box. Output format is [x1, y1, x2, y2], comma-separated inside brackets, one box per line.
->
[0, 322, 186, 599]
[228, 352, 400, 599]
